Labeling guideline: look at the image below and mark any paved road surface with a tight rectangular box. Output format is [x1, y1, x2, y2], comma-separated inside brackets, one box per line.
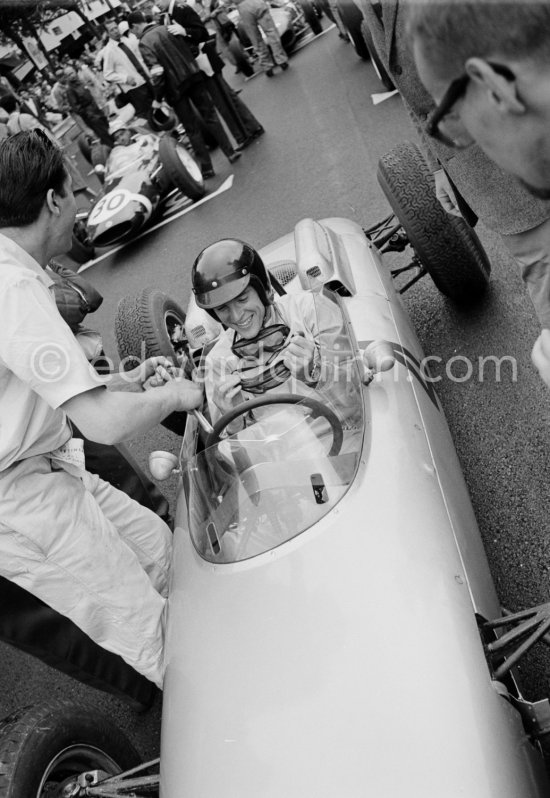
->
[1, 23, 550, 766]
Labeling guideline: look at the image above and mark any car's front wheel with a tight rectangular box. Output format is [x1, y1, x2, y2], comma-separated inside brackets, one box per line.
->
[377, 142, 491, 303]
[68, 217, 95, 264]
[158, 135, 206, 201]
[299, 0, 323, 34]
[0, 701, 140, 798]
[115, 287, 190, 436]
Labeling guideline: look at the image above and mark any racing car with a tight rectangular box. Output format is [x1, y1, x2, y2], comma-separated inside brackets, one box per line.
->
[70, 124, 205, 263]
[3, 207, 550, 797]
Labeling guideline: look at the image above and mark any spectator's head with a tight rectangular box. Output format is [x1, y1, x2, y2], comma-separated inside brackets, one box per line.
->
[105, 18, 122, 40]
[109, 117, 132, 146]
[127, 10, 147, 35]
[0, 130, 74, 250]
[192, 239, 275, 334]
[408, 0, 550, 198]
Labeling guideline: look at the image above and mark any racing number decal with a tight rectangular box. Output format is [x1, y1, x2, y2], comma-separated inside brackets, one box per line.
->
[88, 189, 154, 226]
[89, 191, 127, 225]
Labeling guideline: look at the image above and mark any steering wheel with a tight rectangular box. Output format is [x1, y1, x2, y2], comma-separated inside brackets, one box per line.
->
[205, 393, 344, 456]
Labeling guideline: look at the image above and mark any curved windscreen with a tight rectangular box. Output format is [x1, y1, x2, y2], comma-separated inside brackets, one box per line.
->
[183, 288, 365, 563]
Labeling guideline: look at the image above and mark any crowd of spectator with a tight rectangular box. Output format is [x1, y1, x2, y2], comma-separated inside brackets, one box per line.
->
[0, 0, 281, 182]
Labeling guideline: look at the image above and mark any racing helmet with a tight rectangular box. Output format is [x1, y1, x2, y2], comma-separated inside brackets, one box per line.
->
[147, 104, 177, 132]
[192, 239, 274, 318]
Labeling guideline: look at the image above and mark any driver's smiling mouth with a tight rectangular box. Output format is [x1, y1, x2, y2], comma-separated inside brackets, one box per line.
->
[235, 315, 255, 331]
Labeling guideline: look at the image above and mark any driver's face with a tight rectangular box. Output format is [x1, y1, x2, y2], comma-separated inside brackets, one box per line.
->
[214, 286, 266, 339]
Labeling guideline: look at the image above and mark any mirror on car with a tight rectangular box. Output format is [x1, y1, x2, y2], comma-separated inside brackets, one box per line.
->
[149, 450, 180, 481]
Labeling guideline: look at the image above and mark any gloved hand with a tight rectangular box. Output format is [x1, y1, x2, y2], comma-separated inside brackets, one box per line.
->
[168, 22, 187, 36]
[532, 329, 550, 388]
[434, 169, 462, 217]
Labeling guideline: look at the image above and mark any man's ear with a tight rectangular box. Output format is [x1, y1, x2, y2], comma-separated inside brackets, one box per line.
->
[45, 188, 61, 216]
[465, 57, 525, 114]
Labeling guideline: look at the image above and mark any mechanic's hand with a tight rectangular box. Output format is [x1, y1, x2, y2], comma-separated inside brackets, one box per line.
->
[532, 329, 550, 388]
[118, 356, 173, 388]
[168, 22, 187, 36]
[213, 372, 244, 414]
[151, 99, 163, 109]
[434, 169, 462, 217]
[159, 375, 204, 412]
[282, 332, 317, 382]
[126, 76, 137, 86]
[143, 358, 180, 388]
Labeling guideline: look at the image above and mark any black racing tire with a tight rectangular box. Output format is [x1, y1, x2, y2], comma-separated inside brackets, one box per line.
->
[115, 287, 189, 436]
[0, 701, 141, 798]
[228, 34, 254, 76]
[336, 0, 370, 60]
[68, 220, 95, 264]
[377, 141, 491, 303]
[299, 0, 323, 34]
[360, 20, 394, 91]
[158, 135, 205, 202]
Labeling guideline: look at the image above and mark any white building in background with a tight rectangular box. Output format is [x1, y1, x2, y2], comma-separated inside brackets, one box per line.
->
[0, 0, 125, 80]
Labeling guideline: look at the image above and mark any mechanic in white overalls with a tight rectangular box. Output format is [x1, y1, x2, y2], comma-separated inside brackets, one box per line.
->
[0, 131, 202, 689]
[191, 238, 360, 432]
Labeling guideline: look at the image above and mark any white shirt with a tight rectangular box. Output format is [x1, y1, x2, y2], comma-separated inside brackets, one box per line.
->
[0, 234, 100, 470]
[102, 38, 148, 92]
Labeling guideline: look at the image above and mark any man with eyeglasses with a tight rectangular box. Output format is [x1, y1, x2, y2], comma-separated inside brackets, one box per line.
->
[357, 0, 550, 376]
[190, 238, 356, 432]
[403, 0, 550, 386]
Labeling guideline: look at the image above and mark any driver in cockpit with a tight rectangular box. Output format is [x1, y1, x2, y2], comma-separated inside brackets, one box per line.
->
[190, 238, 357, 432]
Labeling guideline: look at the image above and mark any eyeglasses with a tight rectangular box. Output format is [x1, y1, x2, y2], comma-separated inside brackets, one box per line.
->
[426, 73, 471, 148]
[426, 62, 515, 149]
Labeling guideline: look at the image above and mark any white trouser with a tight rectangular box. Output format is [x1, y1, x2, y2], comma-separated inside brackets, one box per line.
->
[0, 454, 172, 688]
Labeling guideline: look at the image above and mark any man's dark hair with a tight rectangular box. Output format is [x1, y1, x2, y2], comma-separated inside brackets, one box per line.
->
[0, 95, 17, 114]
[407, 0, 550, 79]
[127, 10, 146, 25]
[0, 131, 69, 227]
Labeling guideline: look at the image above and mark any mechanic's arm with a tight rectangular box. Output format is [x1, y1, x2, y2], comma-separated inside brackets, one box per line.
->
[61, 375, 203, 444]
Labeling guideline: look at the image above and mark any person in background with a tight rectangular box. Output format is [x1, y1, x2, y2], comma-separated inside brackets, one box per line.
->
[64, 66, 113, 147]
[158, 0, 264, 146]
[103, 18, 154, 117]
[128, 9, 241, 179]
[77, 53, 109, 112]
[233, 0, 289, 77]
